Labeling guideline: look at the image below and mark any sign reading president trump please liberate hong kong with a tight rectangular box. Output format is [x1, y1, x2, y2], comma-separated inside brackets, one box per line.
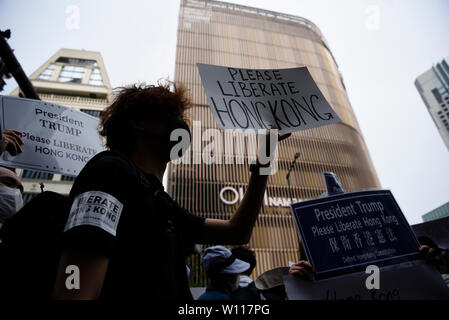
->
[197, 63, 341, 134]
[0, 96, 104, 176]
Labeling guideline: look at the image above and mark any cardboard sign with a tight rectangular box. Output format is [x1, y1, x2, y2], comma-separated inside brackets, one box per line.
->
[0, 96, 104, 176]
[291, 190, 420, 279]
[197, 63, 341, 134]
[284, 260, 449, 300]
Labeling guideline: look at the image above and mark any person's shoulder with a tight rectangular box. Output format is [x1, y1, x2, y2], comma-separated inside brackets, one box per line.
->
[85, 151, 134, 172]
[62, 153, 134, 248]
[231, 283, 261, 301]
[180, 208, 205, 220]
[198, 291, 231, 300]
[177, 208, 206, 237]
[69, 151, 138, 200]
[75, 151, 137, 182]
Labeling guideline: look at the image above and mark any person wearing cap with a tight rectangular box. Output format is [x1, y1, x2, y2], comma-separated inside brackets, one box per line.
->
[230, 246, 261, 300]
[198, 246, 250, 300]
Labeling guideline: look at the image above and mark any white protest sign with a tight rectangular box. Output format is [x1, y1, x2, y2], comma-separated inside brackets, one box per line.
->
[284, 260, 449, 300]
[197, 63, 341, 134]
[0, 96, 105, 176]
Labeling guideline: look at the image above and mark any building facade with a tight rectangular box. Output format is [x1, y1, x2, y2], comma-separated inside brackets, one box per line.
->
[169, 0, 381, 285]
[422, 201, 449, 222]
[10, 48, 112, 202]
[415, 57, 449, 152]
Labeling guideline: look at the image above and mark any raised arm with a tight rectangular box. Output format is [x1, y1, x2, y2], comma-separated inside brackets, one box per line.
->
[201, 129, 291, 245]
[202, 171, 268, 245]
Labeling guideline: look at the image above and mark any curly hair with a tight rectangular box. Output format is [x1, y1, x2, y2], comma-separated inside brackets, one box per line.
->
[99, 81, 191, 155]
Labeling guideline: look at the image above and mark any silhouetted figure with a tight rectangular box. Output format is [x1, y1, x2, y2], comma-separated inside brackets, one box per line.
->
[198, 246, 250, 300]
[231, 246, 261, 300]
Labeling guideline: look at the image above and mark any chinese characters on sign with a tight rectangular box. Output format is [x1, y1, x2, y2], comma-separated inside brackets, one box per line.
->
[291, 190, 420, 279]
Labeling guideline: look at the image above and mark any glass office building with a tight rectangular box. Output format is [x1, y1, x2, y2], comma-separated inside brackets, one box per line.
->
[169, 0, 380, 285]
[415, 57, 449, 152]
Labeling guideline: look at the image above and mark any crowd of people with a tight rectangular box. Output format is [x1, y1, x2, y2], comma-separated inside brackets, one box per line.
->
[197, 245, 316, 301]
[195, 244, 449, 301]
[0, 82, 448, 300]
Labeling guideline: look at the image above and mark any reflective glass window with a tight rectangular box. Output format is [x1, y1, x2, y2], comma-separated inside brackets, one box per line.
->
[88, 68, 103, 86]
[58, 65, 86, 83]
[22, 169, 54, 180]
[37, 64, 56, 80]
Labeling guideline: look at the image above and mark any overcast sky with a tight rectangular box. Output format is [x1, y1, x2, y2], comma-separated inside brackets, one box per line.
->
[1, 0, 448, 224]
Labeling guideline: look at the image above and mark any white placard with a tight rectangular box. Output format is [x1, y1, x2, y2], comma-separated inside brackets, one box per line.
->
[283, 260, 449, 300]
[0, 96, 105, 176]
[64, 191, 123, 236]
[197, 63, 341, 134]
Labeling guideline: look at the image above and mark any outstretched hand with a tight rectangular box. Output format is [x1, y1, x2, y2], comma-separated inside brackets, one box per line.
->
[268, 125, 291, 143]
[0, 129, 24, 156]
[288, 260, 315, 281]
[257, 125, 291, 167]
[277, 129, 291, 142]
[419, 245, 449, 273]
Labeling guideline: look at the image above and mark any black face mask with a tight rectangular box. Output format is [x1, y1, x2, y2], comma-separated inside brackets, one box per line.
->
[140, 117, 191, 160]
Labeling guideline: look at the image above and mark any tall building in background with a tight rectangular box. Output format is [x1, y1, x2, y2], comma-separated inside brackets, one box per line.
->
[169, 0, 380, 285]
[10, 48, 112, 202]
[422, 201, 449, 222]
[415, 57, 449, 152]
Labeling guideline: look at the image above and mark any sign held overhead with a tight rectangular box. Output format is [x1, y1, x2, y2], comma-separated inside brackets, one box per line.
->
[197, 63, 341, 134]
[291, 190, 421, 279]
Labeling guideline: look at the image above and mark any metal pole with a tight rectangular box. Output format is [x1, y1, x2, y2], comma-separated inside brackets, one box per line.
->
[286, 152, 300, 205]
[0, 30, 40, 100]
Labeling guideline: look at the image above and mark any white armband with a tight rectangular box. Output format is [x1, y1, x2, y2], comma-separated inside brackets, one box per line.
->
[64, 191, 124, 236]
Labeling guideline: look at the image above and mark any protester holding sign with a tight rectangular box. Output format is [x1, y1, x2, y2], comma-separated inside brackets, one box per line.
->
[52, 81, 290, 300]
[288, 260, 315, 281]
